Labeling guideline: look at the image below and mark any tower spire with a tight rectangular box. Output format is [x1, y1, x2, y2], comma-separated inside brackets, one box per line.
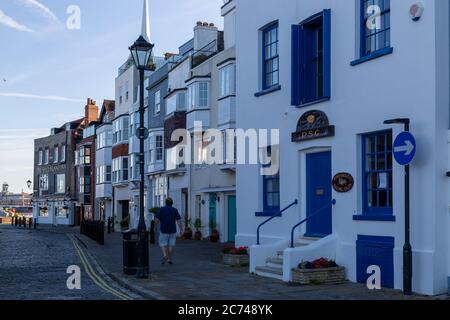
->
[141, 0, 151, 42]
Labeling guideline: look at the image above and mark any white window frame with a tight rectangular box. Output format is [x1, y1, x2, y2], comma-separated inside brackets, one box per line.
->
[155, 90, 161, 115]
[54, 146, 59, 163]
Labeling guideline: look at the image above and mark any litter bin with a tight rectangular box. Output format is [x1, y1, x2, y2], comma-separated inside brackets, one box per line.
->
[123, 229, 139, 275]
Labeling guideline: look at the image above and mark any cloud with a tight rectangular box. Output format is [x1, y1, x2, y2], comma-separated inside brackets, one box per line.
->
[13, 0, 62, 25]
[0, 9, 33, 32]
[0, 92, 84, 102]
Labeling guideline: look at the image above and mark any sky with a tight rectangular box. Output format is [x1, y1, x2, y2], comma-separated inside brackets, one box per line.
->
[0, 0, 223, 193]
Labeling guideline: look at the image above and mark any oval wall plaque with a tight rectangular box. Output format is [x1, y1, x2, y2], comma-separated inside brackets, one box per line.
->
[332, 173, 354, 193]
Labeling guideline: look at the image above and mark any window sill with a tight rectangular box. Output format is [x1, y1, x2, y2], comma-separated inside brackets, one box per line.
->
[218, 94, 236, 101]
[255, 211, 281, 217]
[353, 214, 396, 222]
[350, 47, 394, 66]
[295, 97, 330, 108]
[255, 85, 281, 97]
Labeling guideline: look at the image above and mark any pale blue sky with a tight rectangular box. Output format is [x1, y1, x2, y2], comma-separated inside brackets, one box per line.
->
[0, 0, 223, 193]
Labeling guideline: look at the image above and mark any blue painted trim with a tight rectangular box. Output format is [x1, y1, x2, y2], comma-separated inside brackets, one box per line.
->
[361, 130, 394, 217]
[351, 47, 394, 66]
[357, 235, 395, 248]
[323, 9, 331, 99]
[255, 84, 281, 97]
[291, 24, 301, 106]
[261, 22, 279, 90]
[255, 211, 281, 217]
[297, 97, 330, 108]
[353, 215, 396, 222]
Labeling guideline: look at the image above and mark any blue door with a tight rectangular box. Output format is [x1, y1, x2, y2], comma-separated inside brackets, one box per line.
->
[227, 196, 237, 243]
[306, 151, 332, 237]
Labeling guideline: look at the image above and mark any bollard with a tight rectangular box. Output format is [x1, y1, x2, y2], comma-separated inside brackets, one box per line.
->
[14, 217, 18, 227]
[150, 220, 155, 245]
[107, 217, 111, 234]
[11, 217, 14, 226]
[33, 218, 37, 230]
[28, 218, 32, 229]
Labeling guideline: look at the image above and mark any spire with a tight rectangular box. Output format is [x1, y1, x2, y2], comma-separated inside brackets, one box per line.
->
[141, 0, 151, 42]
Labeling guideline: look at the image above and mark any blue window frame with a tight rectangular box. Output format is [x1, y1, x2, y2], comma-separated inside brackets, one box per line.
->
[362, 131, 393, 216]
[262, 22, 279, 90]
[291, 10, 331, 106]
[262, 147, 280, 213]
[361, 0, 391, 57]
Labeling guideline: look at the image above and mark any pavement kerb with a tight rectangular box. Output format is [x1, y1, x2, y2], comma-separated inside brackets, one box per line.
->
[74, 233, 167, 300]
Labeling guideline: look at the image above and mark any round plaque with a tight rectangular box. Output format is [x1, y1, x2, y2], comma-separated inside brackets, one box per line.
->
[332, 173, 354, 193]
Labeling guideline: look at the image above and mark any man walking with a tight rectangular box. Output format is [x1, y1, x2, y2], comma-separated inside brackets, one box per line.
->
[154, 198, 182, 265]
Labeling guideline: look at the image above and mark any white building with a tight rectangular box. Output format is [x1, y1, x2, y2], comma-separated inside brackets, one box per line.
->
[95, 100, 115, 222]
[235, 0, 450, 295]
[185, 1, 237, 242]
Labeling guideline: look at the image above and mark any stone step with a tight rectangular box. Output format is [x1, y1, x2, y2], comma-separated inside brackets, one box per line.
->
[255, 266, 283, 280]
[266, 257, 283, 265]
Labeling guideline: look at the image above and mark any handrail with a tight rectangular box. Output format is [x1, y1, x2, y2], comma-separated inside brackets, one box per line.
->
[257, 199, 298, 245]
[290, 199, 336, 248]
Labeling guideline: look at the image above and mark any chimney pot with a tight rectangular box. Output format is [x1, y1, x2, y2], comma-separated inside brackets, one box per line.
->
[203, 22, 209, 27]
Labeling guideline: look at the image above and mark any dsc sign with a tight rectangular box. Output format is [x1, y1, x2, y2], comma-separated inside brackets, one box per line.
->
[393, 132, 416, 166]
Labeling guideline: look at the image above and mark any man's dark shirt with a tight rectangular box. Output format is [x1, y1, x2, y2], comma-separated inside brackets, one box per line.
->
[155, 206, 181, 234]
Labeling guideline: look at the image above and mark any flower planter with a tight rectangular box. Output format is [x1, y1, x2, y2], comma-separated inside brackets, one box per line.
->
[291, 267, 346, 285]
[222, 254, 249, 267]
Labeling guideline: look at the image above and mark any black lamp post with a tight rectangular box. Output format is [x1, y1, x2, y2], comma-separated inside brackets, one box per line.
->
[129, 35, 154, 279]
[384, 118, 412, 295]
[26, 180, 32, 190]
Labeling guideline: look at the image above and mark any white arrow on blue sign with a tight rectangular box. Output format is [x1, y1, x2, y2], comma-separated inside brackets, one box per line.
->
[393, 132, 416, 166]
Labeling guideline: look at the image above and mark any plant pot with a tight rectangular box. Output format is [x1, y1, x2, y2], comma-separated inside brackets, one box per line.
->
[194, 231, 202, 240]
[183, 228, 193, 240]
[210, 230, 220, 243]
[291, 267, 346, 285]
[222, 254, 249, 267]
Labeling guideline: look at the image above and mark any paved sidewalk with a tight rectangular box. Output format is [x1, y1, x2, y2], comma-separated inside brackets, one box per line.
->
[72, 230, 439, 300]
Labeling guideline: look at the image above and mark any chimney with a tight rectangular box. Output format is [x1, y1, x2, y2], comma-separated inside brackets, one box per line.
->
[164, 52, 176, 60]
[85, 98, 99, 125]
[193, 21, 219, 52]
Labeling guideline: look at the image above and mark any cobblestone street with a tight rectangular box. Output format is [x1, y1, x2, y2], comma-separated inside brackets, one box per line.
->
[0, 225, 136, 300]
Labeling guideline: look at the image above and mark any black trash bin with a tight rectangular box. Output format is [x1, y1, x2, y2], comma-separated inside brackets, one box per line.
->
[123, 229, 139, 275]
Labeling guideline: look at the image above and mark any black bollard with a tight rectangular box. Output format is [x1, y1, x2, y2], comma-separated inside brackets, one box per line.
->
[33, 218, 37, 230]
[107, 217, 111, 234]
[28, 218, 32, 229]
[11, 217, 13, 226]
[14, 217, 18, 227]
[150, 220, 156, 244]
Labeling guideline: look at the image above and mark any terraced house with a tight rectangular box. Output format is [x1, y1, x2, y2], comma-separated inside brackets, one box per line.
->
[235, 0, 450, 295]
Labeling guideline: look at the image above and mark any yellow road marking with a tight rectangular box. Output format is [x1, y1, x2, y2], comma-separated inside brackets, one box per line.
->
[68, 234, 133, 300]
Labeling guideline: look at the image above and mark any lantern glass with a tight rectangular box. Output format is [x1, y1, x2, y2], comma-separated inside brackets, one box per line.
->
[129, 36, 154, 69]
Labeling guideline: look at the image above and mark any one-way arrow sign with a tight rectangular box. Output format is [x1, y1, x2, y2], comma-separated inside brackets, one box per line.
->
[393, 132, 416, 166]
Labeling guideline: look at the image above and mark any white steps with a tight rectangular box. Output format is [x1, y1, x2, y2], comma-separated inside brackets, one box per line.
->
[254, 266, 283, 280]
[255, 237, 320, 281]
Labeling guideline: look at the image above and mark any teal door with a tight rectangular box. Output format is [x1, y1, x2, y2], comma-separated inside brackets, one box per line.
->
[227, 195, 237, 242]
[209, 193, 217, 233]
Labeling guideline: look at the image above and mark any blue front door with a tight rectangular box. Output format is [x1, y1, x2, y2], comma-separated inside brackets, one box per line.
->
[306, 151, 332, 237]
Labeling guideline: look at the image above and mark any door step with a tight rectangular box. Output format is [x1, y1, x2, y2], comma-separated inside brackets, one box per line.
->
[255, 266, 283, 280]
[266, 257, 283, 268]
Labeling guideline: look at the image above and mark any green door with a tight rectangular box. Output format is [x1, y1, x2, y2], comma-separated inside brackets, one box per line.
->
[209, 193, 217, 233]
[227, 195, 237, 243]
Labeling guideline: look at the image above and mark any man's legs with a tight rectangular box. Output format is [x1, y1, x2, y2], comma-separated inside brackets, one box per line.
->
[167, 246, 174, 262]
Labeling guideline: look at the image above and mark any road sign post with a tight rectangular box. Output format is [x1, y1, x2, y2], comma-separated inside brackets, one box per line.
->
[385, 119, 416, 295]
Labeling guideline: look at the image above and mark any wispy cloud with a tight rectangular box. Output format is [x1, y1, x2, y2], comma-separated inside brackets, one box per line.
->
[0, 9, 33, 32]
[13, 0, 62, 25]
[0, 92, 84, 102]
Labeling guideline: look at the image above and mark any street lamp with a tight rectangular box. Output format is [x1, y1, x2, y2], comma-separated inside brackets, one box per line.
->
[384, 118, 412, 295]
[129, 35, 154, 279]
[26, 180, 32, 189]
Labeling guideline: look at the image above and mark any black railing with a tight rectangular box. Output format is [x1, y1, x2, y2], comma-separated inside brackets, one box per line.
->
[81, 220, 105, 245]
[290, 199, 336, 248]
[191, 40, 218, 68]
[256, 200, 298, 245]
